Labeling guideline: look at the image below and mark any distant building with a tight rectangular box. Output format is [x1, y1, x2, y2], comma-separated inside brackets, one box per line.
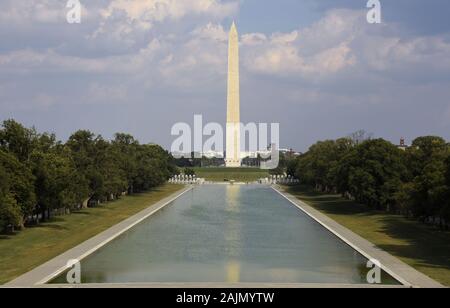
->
[280, 148, 302, 156]
[397, 138, 409, 151]
[203, 150, 224, 159]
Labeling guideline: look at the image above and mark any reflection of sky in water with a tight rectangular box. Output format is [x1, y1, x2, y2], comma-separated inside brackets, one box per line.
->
[51, 185, 400, 284]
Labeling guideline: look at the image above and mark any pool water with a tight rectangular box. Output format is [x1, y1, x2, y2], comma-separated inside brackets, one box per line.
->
[51, 185, 399, 284]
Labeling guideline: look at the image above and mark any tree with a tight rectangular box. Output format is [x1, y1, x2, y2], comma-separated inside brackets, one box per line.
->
[442, 154, 450, 226]
[349, 130, 373, 146]
[132, 145, 170, 192]
[338, 139, 407, 210]
[30, 143, 86, 220]
[0, 119, 37, 162]
[295, 138, 354, 192]
[286, 158, 298, 177]
[0, 120, 179, 233]
[66, 130, 103, 205]
[97, 139, 127, 200]
[402, 136, 449, 223]
[394, 182, 416, 217]
[0, 150, 36, 227]
[112, 133, 139, 194]
[0, 166, 22, 232]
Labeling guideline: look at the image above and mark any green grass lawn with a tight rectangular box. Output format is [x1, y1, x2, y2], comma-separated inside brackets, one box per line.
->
[194, 167, 269, 182]
[285, 185, 450, 286]
[0, 184, 184, 285]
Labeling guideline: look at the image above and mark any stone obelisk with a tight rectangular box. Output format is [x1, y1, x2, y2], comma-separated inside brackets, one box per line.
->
[225, 22, 241, 168]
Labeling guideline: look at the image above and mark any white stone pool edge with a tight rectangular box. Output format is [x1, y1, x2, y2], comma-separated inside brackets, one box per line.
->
[4, 184, 443, 288]
[5, 186, 195, 288]
[272, 185, 443, 288]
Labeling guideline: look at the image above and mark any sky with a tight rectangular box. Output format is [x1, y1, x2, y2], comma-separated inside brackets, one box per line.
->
[1, 0, 450, 152]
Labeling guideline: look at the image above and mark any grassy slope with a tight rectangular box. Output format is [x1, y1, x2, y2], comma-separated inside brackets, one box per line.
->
[0, 184, 184, 285]
[194, 167, 269, 182]
[286, 185, 450, 286]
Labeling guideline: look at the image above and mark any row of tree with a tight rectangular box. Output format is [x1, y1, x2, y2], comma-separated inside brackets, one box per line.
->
[289, 133, 450, 228]
[0, 120, 177, 232]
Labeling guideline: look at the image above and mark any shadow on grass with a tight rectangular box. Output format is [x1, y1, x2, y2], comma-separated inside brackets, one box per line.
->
[0, 219, 70, 239]
[377, 216, 450, 271]
[286, 185, 376, 216]
[72, 210, 95, 215]
[0, 186, 176, 238]
[286, 185, 450, 276]
[26, 219, 69, 231]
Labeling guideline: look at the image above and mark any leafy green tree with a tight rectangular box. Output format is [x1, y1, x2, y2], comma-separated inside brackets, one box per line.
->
[295, 138, 353, 192]
[0, 150, 36, 226]
[30, 144, 86, 220]
[133, 145, 170, 192]
[286, 158, 298, 177]
[97, 139, 127, 200]
[337, 139, 407, 210]
[349, 130, 373, 146]
[0, 166, 22, 232]
[0, 119, 37, 162]
[0, 120, 178, 233]
[66, 130, 103, 204]
[403, 136, 449, 222]
[442, 155, 450, 226]
[394, 182, 416, 216]
[112, 133, 139, 194]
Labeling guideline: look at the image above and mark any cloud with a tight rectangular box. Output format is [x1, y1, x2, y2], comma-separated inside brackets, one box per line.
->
[1, 7, 450, 92]
[0, 1, 62, 24]
[0, 39, 163, 74]
[241, 10, 361, 77]
[158, 23, 228, 88]
[360, 35, 450, 73]
[191, 22, 228, 42]
[242, 9, 450, 81]
[1, 3, 450, 150]
[0, 0, 95, 25]
[90, 0, 238, 45]
[100, 0, 237, 21]
[85, 83, 128, 104]
[1, 7, 449, 84]
[244, 40, 355, 77]
[33, 93, 58, 108]
[241, 33, 267, 46]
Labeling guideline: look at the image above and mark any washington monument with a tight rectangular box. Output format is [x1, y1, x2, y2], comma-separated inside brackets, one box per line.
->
[225, 22, 241, 168]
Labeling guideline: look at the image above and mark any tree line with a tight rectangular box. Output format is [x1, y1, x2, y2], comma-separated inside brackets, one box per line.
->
[0, 120, 177, 232]
[288, 132, 450, 229]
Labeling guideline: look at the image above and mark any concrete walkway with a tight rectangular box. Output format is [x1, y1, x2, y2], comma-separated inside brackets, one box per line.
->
[272, 186, 443, 288]
[6, 186, 193, 287]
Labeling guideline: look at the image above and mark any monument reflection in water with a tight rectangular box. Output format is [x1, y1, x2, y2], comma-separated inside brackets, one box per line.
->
[51, 185, 399, 285]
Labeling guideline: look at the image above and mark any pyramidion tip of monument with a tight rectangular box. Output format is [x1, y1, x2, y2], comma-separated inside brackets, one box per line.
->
[231, 20, 237, 31]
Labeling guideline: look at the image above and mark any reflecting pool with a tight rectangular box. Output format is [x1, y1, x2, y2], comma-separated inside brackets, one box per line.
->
[51, 185, 399, 284]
